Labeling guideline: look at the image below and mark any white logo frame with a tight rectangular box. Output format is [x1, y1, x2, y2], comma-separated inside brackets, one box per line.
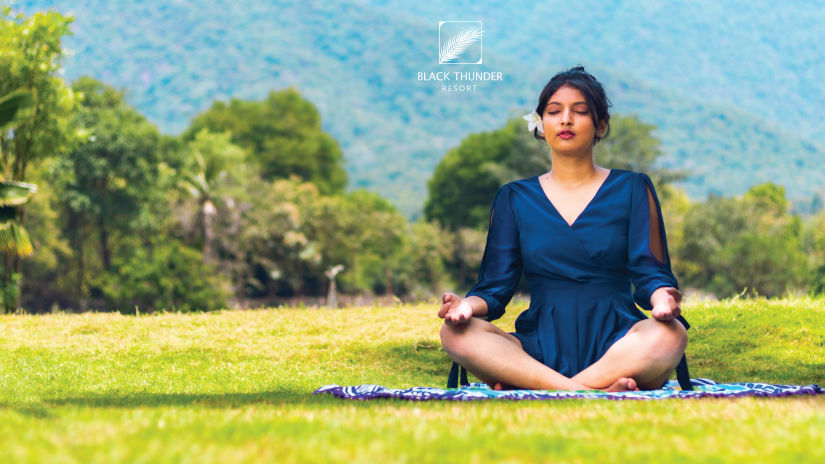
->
[438, 21, 483, 65]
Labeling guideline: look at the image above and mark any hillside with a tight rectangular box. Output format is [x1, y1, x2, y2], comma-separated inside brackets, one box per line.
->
[14, 0, 825, 215]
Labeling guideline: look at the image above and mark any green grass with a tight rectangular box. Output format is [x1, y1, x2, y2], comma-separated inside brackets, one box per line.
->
[1, 296, 824, 463]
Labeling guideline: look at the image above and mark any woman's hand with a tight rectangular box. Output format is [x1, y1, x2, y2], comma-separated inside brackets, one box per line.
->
[650, 287, 682, 321]
[438, 292, 474, 325]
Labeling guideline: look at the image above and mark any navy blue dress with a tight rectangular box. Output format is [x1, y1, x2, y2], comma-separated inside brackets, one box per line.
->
[466, 169, 679, 377]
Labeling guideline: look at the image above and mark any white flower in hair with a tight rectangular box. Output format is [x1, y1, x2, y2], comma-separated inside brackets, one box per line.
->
[523, 111, 544, 134]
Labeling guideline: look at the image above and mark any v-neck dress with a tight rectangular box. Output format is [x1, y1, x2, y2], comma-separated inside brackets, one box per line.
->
[465, 169, 679, 377]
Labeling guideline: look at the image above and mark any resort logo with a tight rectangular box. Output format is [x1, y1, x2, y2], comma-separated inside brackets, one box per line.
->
[438, 21, 482, 64]
[416, 20, 501, 93]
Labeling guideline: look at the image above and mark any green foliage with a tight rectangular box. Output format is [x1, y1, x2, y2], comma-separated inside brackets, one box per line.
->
[0, 88, 38, 262]
[0, 270, 19, 312]
[0, 219, 33, 257]
[17, 159, 74, 311]
[184, 88, 347, 195]
[53, 76, 162, 265]
[425, 117, 547, 230]
[594, 114, 686, 195]
[394, 220, 456, 299]
[0, 88, 33, 130]
[658, 184, 693, 279]
[234, 177, 324, 297]
[1, 8, 74, 311]
[96, 238, 229, 312]
[220, 175, 420, 299]
[802, 209, 825, 295]
[309, 188, 408, 294]
[0, 7, 75, 181]
[45, 77, 231, 311]
[175, 128, 248, 264]
[676, 183, 807, 297]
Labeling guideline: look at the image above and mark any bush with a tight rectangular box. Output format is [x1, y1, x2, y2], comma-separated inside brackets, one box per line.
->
[98, 239, 230, 312]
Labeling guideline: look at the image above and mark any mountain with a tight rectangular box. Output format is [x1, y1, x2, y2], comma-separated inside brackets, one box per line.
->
[15, 0, 825, 215]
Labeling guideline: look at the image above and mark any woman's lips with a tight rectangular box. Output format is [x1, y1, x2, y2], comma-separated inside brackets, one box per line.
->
[558, 130, 575, 139]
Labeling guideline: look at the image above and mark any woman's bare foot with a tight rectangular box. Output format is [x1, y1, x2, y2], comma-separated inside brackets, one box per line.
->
[491, 382, 517, 391]
[490, 377, 638, 392]
[603, 377, 639, 392]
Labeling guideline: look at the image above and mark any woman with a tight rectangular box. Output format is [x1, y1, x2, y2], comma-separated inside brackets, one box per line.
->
[438, 66, 687, 392]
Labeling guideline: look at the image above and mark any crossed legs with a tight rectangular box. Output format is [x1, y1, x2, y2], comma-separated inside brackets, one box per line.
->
[440, 317, 686, 391]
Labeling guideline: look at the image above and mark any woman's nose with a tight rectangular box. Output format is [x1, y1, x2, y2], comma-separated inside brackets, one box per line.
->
[561, 109, 573, 125]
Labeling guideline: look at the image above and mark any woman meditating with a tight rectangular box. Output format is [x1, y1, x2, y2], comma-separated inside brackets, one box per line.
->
[438, 66, 687, 392]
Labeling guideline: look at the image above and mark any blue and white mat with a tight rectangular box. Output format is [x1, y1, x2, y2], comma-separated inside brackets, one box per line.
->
[314, 379, 823, 401]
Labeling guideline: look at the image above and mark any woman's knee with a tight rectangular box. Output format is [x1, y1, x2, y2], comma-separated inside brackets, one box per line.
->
[440, 318, 489, 358]
[650, 319, 687, 356]
[440, 321, 468, 357]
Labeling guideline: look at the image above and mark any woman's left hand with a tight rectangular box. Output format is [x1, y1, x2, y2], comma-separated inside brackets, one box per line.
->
[650, 287, 682, 321]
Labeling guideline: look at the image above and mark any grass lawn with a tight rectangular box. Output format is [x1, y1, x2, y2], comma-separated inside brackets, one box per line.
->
[1, 296, 824, 463]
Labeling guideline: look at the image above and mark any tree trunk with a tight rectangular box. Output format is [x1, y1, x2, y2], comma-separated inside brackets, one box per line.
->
[455, 231, 467, 288]
[75, 235, 85, 312]
[3, 252, 10, 314]
[202, 199, 217, 265]
[98, 214, 112, 270]
[327, 277, 337, 309]
[11, 208, 25, 312]
[384, 240, 393, 305]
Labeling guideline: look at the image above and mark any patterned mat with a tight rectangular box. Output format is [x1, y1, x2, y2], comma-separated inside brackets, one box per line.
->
[314, 379, 824, 401]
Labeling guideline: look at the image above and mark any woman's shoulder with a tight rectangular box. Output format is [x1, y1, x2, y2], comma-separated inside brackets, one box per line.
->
[609, 168, 655, 188]
[504, 175, 539, 189]
[610, 168, 644, 179]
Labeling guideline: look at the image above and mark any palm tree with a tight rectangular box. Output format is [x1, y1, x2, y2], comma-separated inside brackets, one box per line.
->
[179, 129, 246, 265]
[0, 88, 36, 312]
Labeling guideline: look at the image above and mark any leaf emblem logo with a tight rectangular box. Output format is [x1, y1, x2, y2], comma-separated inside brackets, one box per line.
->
[438, 21, 483, 64]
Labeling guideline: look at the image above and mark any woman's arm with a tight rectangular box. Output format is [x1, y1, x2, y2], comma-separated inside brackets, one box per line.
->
[627, 173, 681, 319]
[462, 184, 524, 322]
[643, 183, 682, 321]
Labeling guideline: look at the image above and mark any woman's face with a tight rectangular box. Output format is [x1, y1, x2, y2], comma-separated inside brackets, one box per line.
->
[541, 85, 605, 154]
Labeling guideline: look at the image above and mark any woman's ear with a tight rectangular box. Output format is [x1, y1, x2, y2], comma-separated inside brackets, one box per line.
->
[596, 120, 607, 138]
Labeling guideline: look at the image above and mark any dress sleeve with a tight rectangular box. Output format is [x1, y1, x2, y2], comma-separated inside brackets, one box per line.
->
[627, 173, 679, 310]
[465, 184, 523, 322]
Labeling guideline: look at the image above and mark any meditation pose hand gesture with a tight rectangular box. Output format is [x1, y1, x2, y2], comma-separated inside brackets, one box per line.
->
[438, 66, 687, 392]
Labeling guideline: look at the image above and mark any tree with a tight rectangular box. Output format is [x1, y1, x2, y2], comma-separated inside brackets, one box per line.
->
[594, 114, 686, 196]
[97, 237, 230, 313]
[677, 183, 807, 297]
[51, 77, 162, 307]
[0, 8, 74, 182]
[235, 177, 324, 298]
[177, 129, 247, 265]
[658, 184, 692, 282]
[304, 187, 408, 296]
[394, 220, 456, 300]
[340, 190, 407, 300]
[184, 88, 347, 195]
[425, 117, 548, 230]
[17, 158, 74, 312]
[0, 88, 35, 312]
[1, 9, 75, 310]
[802, 208, 825, 294]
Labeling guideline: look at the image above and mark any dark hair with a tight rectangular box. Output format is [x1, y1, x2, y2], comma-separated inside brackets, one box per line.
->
[532, 66, 611, 144]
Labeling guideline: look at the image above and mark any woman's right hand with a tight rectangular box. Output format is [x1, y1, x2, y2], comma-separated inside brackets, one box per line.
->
[438, 292, 474, 325]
